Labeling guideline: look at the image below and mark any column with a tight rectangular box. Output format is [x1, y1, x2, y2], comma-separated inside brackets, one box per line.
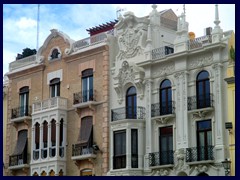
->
[48, 122, 51, 159]
[56, 122, 60, 157]
[31, 126, 35, 162]
[40, 124, 43, 159]
[126, 128, 131, 169]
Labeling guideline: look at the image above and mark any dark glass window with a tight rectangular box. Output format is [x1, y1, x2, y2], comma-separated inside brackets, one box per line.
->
[196, 71, 210, 108]
[82, 69, 93, 102]
[51, 119, 56, 146]
[19, 86, 29, 116]
[43, 121, 48, 148]
[131, 129, 138, 168]
[126, 86, 137, 119]
[113, 130, 126, 169]
[51, 49, 60, 59]
[35, 123, 40, 149]
[160, 80, 172, 115]
[59, 119, 64, 146]
[159, 126, 173, 165]
[50, 78, 60, 98]
[197, 120, 212, 161]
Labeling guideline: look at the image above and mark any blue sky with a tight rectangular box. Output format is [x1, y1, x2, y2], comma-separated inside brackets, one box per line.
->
[3, 4, 235, 77]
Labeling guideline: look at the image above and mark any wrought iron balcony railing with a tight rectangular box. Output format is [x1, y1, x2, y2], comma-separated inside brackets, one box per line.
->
[188, 93, 213, 111]
[152, 45, 174, 60]
[186, 145, 214, 162]
[72, 144, 95, 157]
[149, 150, 174, 167]
[188, 35, 212, 50]
[73, 89, 96, 104]
[9, 153, 28, 167]
[11, 105, 32, 119]
[111, 106, 145, 121]
[151, 101, 175, 117]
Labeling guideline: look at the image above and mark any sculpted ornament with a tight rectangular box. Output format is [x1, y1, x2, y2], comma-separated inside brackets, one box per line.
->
[115, 12, 148, 61]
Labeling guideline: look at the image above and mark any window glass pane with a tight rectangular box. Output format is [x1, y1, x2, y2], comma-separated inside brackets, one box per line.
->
[161, 90, 166, 104]
[197, 82, 204, 96]
[122, 132, 126, 154]
[207, 131, 212, 146]
[205, 80, 210, 95]
[57, 83, 60, 96]
[197, 71, 209, 80]
[160, 136, 167, 151]
[168, 89, 172, 102]
[161, 80, 171, 88]
[127, 86, 136, 95]
[197, 120, 211, 130]
[168, 135, 173, 150]
[51, 85, 55, 97]
[198, 132, 205, 147]
[82, 78, 88, 102]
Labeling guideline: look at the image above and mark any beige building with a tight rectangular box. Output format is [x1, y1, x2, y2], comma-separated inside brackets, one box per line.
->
[3, 75, 9, 175]
[5, 21, 115, 175]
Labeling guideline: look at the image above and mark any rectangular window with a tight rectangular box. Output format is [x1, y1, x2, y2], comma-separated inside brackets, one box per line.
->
[82, 75, 93, 102]
[19, 91, 29, 116]
[50, 83, 60, 97]
[131, 129, 138, 168]
[197, 120, 213, 161]
[159, 126, 173, 165]
[113, 130, 126, 169]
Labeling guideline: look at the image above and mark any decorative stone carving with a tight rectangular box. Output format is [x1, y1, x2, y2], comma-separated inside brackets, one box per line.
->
[173, 149, 189, 174]
[114, 61, 145, 104]
[195, 165, 208, 173]
[189, 54, 213, 69]
[152, 62, 175, 78]
[115, 11, 149, 61]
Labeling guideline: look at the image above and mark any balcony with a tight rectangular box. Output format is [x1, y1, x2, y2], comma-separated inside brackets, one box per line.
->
[152, 45, 174, 60]
[73, 90, 100, 109]
[72, 31, 109, 52]
[188, 94, 214, 118]
[186, 146, 214, 163]
[149, 150, 174, 167]
[111, 106, 145, 121]
[71, 144, 96, 161]
[11, 105, 32, 123]
[188, 35, 212, 50]
[9, 54, 37, 72]
[9, 153, 29, 170]
[32, 97, 67, 114]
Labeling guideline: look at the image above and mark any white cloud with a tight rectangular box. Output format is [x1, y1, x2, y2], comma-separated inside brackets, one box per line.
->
[16, 17, 37, 29]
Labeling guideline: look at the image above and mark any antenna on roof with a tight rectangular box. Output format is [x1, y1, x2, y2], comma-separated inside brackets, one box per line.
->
[36, 4, 40, 51]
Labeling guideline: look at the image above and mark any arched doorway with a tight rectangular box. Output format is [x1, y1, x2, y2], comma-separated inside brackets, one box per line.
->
[178, 171, 188, 176]
[198, 172, 209, 176]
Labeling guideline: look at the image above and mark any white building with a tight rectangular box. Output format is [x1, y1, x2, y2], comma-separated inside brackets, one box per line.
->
[108, 4, 233, 176]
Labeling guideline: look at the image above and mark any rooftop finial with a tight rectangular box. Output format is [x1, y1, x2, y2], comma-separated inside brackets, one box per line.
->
[183, 4, 186, 15]
[152, 4, 157, 10]
[214, 4, 221, 27]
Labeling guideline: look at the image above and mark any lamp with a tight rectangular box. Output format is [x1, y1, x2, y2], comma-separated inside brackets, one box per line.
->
[221, 159, 231, 176]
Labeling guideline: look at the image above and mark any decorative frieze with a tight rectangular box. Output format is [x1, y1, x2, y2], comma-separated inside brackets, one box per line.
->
[188, 53, 213, 69]
[152, 62, 175, 78]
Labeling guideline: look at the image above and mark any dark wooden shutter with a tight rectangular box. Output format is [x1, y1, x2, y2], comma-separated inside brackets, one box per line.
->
[43, 121, 48, 143]
[51, 120, 56, 142]
[35, 123, 40, 148]
[59, 119, 63, 146]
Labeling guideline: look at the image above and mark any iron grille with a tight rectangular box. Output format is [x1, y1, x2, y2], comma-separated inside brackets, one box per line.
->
[111, 106, 145, 121]
[149, 150, 174, 166]
[186, 145, 214, 162]
[151, 101, 175, 117]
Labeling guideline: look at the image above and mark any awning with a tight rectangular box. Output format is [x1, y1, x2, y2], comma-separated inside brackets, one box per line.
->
[12, 130, 28, 155]
[78, 117, 93, 146]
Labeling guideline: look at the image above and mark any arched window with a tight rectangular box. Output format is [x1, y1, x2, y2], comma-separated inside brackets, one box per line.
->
[51, 49, 60, 59]
[82, 69, 93, 102]
[50, 78, 60, 97]
[59, 119, 64, 157]
[196, 71, 210, 108]
[126, 86, 137, 119]
[42, 121, 48, 159]
[50, 119, 56, 157]
[34, 122, 40, 160]
[160, 80, 172, 115]
[19, 86, 29, 116]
